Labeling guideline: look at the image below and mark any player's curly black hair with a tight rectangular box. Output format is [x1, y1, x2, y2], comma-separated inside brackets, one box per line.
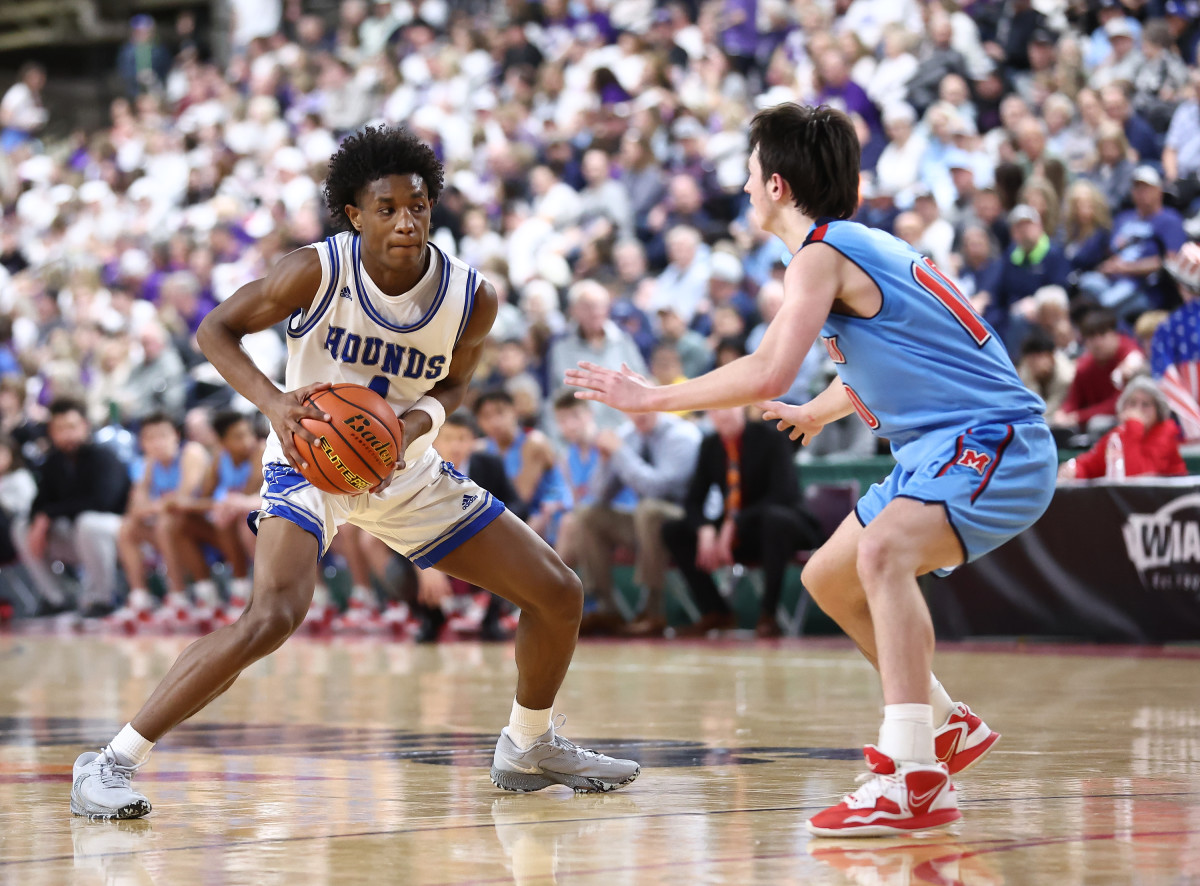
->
[323, 126, 445, 231]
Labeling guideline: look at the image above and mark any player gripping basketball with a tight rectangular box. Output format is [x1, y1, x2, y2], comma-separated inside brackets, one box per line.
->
[568, 104, 1057, 837]
[70, 127, 639, 820]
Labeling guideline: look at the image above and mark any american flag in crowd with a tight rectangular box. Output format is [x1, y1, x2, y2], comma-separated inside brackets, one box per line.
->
[1151, 300, 1200, 440]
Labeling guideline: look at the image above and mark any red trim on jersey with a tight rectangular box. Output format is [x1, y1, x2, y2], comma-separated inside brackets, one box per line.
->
[913, 260, 992, 348]
[810, 224, 829, 243]
[971, 424, 1015, 503]
[936, 435, 966, 476]
[823, 335, 847, 364]
[843, 383, 880, 429]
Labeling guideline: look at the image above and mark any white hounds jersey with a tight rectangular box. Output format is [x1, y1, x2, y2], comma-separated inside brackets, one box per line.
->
[253, 231, 505, 567]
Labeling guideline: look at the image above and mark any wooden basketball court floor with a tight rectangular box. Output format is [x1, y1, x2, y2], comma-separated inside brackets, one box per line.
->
[1, 633, 1198, 885]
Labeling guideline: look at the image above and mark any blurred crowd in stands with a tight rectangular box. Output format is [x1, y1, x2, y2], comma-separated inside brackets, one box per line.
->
[0, 0, 1198, 636]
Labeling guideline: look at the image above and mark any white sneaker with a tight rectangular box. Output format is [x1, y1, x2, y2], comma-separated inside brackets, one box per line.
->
[491, 715, 641, 793]
[71, 749, 151, 820]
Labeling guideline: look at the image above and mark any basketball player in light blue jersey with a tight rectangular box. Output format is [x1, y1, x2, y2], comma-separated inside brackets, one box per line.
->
[71, 127, 638, 821]
[569, 104, 1057, 837]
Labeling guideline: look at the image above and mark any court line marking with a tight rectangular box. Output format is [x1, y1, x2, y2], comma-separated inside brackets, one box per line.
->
[8, 791, 1200, 867]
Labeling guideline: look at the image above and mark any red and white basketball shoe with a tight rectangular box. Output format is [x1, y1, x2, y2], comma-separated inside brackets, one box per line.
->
[807, 746, 961, 837]
[935, 703, 1000, 775]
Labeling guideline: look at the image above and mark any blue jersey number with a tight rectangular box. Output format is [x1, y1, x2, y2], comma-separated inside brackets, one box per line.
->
[367, 375, 390, 400]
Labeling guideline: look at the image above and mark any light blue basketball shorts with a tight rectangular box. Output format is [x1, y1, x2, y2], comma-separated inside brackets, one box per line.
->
[855, 420, 1058, 574]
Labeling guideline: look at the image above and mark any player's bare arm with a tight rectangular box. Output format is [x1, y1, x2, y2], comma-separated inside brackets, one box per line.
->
[398, 279, 499, 447]
[566, 243, 840, 413]
[196, 248, 333, 473]
[761, 376, 855, 444]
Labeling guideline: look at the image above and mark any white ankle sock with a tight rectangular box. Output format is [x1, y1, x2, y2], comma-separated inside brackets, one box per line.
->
[109, 723, 154, 767]
[878, 703, 935, 764]
[128, 588, 153, 611]
[229, 577, 251, 601]
[506, 699, 553, 750]
[192, 580, 219, 607]
[930, 675, 956, 726]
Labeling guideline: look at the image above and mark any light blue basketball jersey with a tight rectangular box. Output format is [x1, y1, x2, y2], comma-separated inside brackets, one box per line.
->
[805, 219, 1045, 470]
[214, 451, 252, 502]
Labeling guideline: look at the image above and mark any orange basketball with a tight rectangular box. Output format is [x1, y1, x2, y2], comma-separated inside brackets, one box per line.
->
[293, 383, 404, 495]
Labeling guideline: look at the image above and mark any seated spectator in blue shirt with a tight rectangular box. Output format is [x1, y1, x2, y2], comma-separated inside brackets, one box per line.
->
[473, 388, 572, 545]
[954, 223, 1003, 312]
[1101, 81, 1161, 163]
[550, 392, 636, 567]
[1097, 166, 1189, 314]
[986, 204, 1071, 354]
[1064, 180, 1114, 299]
[1163, 67, 1200, 213]
[574, 410, 702, 637]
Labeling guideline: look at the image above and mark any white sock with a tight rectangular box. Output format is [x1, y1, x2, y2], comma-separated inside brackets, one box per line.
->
[191, 580, 219, 607]
[108, 723, 154, 767]
[506, 699, 553, 750]
[127, 588, 153, 611]
[351, 585, 375, 607]
[311, 585, 330, 609]
[877, 703, 935, 764]
[229, 577, 251, 602]
[930, 675, 956, 727]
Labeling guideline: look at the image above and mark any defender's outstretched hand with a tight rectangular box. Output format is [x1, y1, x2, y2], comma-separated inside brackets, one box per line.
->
[565, 362, 657, 413]
[760, 400, 826, 444]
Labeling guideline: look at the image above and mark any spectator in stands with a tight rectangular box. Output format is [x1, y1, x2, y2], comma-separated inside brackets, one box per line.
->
[0, 63, 48, 152]
[115, 412, 212, 626]
[954, 223, 1002, 311]
[1098, 166, 1189, 313]
[574, 410, 701, 637]
[155, 411, 261, 621]
[1064, 180, 1115, 297]
[1092, 18, 1144, 90]
[551, 392, 632, 567]
[0, 435, 35, 570]
[1018, 329, 1076, 419]
[12, 398, 129, 617]
[986, 204, 1071, 352]
[1054, 308, 1146, 434]
[1059, 376, 1186, 479]
[656, 303, 712, 380]
[548, 280, 647, 430]
[652, 226, 712, 326]
[1132, 20, 1191, 132]
[875, 103, 926, 202]
[117, 15, 172, 99]
[1163, 67, 1200, 214]
[663, 407, 822, 638]
[1151, 244, 1200, 439]
[1031, 285, 1079, 353]
[577, 148, 634, 241]
[1101, 81, 1161, 163]
[1086, 121, 1137, 212]
[473, 389, 571, 544]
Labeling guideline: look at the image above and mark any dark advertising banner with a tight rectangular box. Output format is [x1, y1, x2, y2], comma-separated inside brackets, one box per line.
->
[931, 479, 1200, 642]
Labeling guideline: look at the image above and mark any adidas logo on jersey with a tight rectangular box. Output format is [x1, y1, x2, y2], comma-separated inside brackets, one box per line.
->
[339, 286, 352, 300]
[461, 494, 477, 510]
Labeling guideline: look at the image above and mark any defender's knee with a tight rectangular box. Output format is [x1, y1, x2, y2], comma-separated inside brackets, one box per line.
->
[856, 530, 906, 591]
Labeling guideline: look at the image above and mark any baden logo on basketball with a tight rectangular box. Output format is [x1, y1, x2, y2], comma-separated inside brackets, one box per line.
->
[318, 436, 371, 491]
[343, 413, 394, 466]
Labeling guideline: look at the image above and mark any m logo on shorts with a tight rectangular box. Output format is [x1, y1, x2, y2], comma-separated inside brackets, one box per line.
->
[957, 449, 992, 474]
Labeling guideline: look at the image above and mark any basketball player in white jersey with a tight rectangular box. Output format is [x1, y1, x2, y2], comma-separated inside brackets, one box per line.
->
[70, 127, 640, 819]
